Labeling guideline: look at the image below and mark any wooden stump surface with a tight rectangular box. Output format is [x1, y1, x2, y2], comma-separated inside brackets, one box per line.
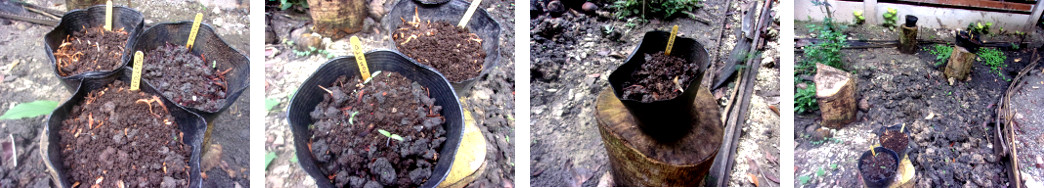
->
[944, 46, 975, 81]
[66, 0, 106, 10]
[595, 87, 722, 186]
[815, 63, 857, 128]
[306, 0, 367, 39]
[898, 25, 918, 54]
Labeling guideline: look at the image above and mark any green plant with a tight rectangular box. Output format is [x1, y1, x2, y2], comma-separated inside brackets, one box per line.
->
[830, 163, 838, 170]
[795, 83, 818, 114]
[816, 168, 826, 177]
[926, 44, 953, 66]
[611, 0, 702, 20]
[271, 0, 308, 11]
[967, 21, 992, 35]
[977, 48, 1009, 81]
[882, 8, 898, 28]
[0, 100, 58, 119]
[265, 98, 280, 112]
[265, 151, 277, 168]
[799, 175, 811, 184]
[800, 19, 847, 73]
[377, 129, 404, 141]
[853, 10, 865, 24]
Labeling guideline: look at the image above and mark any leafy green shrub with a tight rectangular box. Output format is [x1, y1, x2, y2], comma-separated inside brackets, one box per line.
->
[926, 44, 953, 66]
[882, 8, 898, 28]
[270, 0, 308, 11]
[800, 19, 847, 74]
[853, 10, 865, 24]
[967, 21, 992, 35]
[795, 82, 818, 114]
[977, 48, 1009, 81]
[611, 0, 702, 19]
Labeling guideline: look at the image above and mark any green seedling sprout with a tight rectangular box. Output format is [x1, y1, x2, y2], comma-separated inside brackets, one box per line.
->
[348, 111, 359, 125]
[212, 61, 217, 69]
[363, 71, 383, 84]
[378, 129, 404, 146]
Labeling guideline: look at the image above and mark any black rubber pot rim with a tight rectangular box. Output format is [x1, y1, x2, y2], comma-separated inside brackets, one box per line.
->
[286, 49, 463, 188]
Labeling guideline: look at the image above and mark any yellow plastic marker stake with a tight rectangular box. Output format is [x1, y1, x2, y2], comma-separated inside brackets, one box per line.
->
[130, 51, 143, 91]
[870, 145, 877, 156]
[900, 123, 906, 132]
[104, 0, 113, 31]
[458, 0, 483, 28]
[186, 13, 203, 50]
[350, 36, 371, 80]
[665, 25, 679, 55]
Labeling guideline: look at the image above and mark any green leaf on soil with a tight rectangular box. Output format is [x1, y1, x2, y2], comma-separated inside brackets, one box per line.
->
[290, 155, 298, 163]
[349, 111, 359, 125]
[799, 175, 811, 184]
[830, 163, 838, 170]
[378, 129, 391, 137]
[363, 71, 382, 84]
[265, 152, 277, 168]
[816, 168, 826, 177]
[390, 134, 404, 141]
[265, 98, 280, 112]
[0, 100, 58, 120]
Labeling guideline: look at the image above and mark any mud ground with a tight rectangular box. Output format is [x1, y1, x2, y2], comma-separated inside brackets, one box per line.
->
[529, 0, 779, 186]
[0, 0, 250, 187]
[263, 0, 515, 187]
[794, 21, 1044, 187]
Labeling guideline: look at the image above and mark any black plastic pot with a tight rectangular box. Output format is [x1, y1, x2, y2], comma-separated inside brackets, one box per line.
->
[44, 5, 144, 92]
[414, 0, 450, 5]
[858, 147, 899, 188]
[877, 123, 911, 157]
[41, 68, 206, 188]
[286, 50, 463, 188]
[128, 21, 250, 122]
[607, 31, 710, 142]
[382, 0, 502, 95]
[904, 15, 918, 27]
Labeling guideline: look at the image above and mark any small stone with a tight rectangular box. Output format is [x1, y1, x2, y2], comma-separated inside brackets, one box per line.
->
[812, 127, 833, 140]
[582, 2, 598, 12]
[273, 134, 285, 146]
[859, 98, 871, 111]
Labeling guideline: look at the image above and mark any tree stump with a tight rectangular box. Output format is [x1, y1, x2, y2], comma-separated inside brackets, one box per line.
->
[898, 25, 918, 54]
[306, 0, 368, 39]
[66, 0, 106, 10]
[815, 63, 857, 129]
[944, 46, 975, 81]
[595, 87, 722, 186]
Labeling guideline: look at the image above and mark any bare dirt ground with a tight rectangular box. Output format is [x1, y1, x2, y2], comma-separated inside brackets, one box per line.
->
[0, 0, 250, 187]
[794, 20, 1044, 187]
[529, 0, 779, 186]
[262, 0, 515, 187]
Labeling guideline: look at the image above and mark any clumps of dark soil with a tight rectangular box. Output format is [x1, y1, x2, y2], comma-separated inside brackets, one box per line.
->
[309, 72, 448, 187]
[59, 80, 191, 187]
[879, 130, 907, 155]
[142, 42, 229, 112]
[860, 153, 896, 183]
[54, 27, 129, 77]
[394, 15, 486, 82]
[621, 51, 696, 102]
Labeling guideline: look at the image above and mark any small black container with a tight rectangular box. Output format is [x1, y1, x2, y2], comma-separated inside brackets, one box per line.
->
[858, 147, 899, 188]
[41, 68, 207, 188]
[44, 5, 144, 92]
[382, 0, 502, 95]
[286, 50, 463, 188]
[904, 15, 918, 27]
[414, 0, 450, 5]
[607, 31, 709, 142]
[128, 21, 250, 122]
[877, 123, 911, 157]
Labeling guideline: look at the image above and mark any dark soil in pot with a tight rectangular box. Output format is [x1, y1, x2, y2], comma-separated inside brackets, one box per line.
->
[879, 130, 907, 156]
[142, 42, 230, 112]
[309, 72, 447, 187]
[58, 80, 191, 187]
[393, 14, 486, 82]
[859, 148, 897, 187]
[620, 51, 697, 102]
[54, 27, 130, 77]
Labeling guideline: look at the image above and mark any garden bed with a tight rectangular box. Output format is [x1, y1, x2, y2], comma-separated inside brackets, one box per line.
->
[794, 21, 1042, 187]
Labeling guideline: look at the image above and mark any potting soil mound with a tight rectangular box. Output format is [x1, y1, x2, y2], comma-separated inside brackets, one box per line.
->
[143, 42, 229, 112]
[394, 21, 486, 82]
[880, 130, 907, 156]
[59, 80, 191, 187]
[622, 51, 696, 102]
[309, 72, 448, 187]
[54, 27, 129, 77]
[860, 153, 896, 183]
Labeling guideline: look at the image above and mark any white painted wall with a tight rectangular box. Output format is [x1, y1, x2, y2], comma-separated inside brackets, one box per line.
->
[796, 0, 1038, 32]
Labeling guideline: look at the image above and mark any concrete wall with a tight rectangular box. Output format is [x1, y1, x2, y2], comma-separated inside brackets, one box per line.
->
[796, 0, 1041, 32]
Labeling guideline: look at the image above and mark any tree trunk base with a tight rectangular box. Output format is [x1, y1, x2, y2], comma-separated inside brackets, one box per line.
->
[944, 46, 975, 81]
[595, 87, 722, 186]
[899, 25, 918, 54]
[815, 63, 857, 129]
[307, 0, 368, 39]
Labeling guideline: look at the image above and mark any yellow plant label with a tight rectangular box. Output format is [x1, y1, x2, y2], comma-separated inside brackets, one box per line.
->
[130, 51, 143, 91]
[870, 145, 877, 156]
[458, 0, 483, 28]
[350, 36, 371, 80]
[104, 0, 113, 31]
[665, 25, 678, 55]
[187, 13, 203, 50]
